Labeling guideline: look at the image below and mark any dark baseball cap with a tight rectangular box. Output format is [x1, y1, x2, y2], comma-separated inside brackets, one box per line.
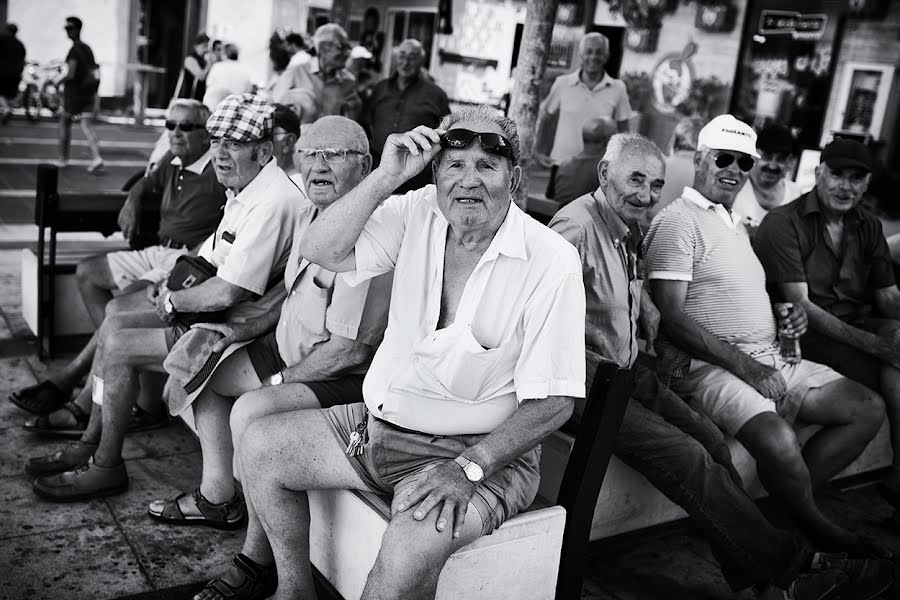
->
[756, 124, 795, 155]
[820, 138, 872, 172]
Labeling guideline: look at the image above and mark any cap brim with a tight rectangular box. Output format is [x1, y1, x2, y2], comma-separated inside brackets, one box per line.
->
[708, 143, 760, 159]
[823, 158, 871, 172]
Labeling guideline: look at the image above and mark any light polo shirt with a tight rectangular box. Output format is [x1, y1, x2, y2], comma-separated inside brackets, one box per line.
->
[203, 59, 254, 110]
[732, 178, 804, 229]
[198, 159, 300, 295]
[541, 70, 632, 163]
[271, 59, 359, 123]
[643, 188, 778, 375]
[344, 185, 586, 435]
[275, 194, 391, 370]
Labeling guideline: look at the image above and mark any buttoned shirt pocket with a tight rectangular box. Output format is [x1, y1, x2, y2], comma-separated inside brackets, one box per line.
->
[299, 275, 332, 335]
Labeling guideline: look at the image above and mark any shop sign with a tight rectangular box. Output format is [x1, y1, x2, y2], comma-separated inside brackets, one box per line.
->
[759, 10, 828, 40]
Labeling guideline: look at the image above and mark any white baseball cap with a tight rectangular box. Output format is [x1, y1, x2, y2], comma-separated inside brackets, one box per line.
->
[697, 114, 760, 159]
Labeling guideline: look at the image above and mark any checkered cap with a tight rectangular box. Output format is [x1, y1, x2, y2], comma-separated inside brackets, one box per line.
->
[205, 92, 276, 142]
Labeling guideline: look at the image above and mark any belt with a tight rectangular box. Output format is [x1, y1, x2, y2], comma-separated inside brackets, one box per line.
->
[158, 238, 188, 249]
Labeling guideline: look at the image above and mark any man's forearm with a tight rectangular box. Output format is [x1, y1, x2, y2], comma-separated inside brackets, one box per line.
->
[299, 168, 399, 270]
[800, 298, 886, 355]
[660, 311, 758, 378]
[170, 277, 253, 312]
[461, 396, 574, 478]
[281, 339, 372, 384]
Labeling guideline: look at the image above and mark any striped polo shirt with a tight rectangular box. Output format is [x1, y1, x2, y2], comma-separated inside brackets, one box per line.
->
[643, 188, 778, 375]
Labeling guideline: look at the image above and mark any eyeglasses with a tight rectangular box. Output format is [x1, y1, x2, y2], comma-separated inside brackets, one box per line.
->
[210, 137, 252, 152]
[297, 148, 363, 164]
[165, 120, 205, 132]
[713, 152, 755, 173]
[440, 129, 515, 160]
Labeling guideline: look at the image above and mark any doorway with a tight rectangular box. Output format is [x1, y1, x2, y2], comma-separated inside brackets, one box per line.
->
[135, 0, 203, 109]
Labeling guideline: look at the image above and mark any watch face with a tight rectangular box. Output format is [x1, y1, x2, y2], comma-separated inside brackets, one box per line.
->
[464, 462, 484, 482]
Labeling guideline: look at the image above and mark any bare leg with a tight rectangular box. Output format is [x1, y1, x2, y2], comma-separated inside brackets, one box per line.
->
[879, 366, 900, 491]
[58, 113, 71, 164]
[79, 112, 102, 164]
[75, 254, 118, 326]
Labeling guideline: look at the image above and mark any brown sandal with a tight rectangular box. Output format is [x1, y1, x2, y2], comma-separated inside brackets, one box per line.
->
[147, 488, 246, 530]
[197, 553, 276, 600]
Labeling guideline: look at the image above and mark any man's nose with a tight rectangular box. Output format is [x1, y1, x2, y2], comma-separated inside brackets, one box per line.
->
[459, 164, 482, 186]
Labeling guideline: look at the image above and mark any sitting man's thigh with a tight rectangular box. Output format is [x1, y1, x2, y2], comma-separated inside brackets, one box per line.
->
[77, 253, 117, 290]
[208, 348, 263, 398]
[106, 287, 154, 316]
[105, 249, 155, 291]
[795, 371, 883, 426]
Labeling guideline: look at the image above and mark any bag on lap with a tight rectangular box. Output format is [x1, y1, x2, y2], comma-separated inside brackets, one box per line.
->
[165, 255, 226, 327]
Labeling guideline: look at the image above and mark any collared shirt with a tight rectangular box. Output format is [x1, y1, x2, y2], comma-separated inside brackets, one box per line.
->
[549, 189, 640, 371]
[272, 59, 360, 123]
[203, 59, 254, 110]
[643, 189, 778, 375]
[755, 188, 895, 321]
[198, 159, 300, 295]
[732, 178, 804, 229]
[541, 70, 632, 162]
[344, 185, 586, 435]
[553, 152, 603, 206]
[275, 194, 392, 370]
[365, 73, 450, 157]
[130, 149, 225, 248]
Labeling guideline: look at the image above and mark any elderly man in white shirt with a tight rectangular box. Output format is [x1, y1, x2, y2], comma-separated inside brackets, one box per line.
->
[224, 105, 585, 600]
[203, 43, 254, 110]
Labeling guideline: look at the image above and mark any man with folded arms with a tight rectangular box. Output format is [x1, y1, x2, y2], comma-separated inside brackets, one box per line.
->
[28, 93, 300, 502]
[756, 138, 900, 522]
[644, 114, 887, 556]
[550, 132, 892, 599]
[9, 98, 225, 433]
[145, 116, 391, 537]
[193, 106, 585, 600]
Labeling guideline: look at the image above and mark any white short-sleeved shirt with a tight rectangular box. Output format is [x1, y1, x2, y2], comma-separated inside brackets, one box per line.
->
[198, 159, 300, 296]
[541, 70, 632, 163]
[732, 178, 804, 228]
[202, 60, 254, 110]
[343, 185, 586, 435]
[275, 194, 391, 370]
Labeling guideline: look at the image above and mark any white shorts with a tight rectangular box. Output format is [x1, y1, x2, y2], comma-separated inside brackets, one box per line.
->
[106, 245, 187, 290]
[670, 354, 844, 435]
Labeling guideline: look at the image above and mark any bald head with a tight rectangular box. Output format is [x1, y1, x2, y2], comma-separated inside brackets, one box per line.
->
[581, 117, 616, 152]
[299, 115, 369, 154]
[297, 116, 371, 208]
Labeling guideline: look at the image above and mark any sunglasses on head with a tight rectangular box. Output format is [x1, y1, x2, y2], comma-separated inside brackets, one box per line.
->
[713, 152, 755, 173]
[165, 120, 204, 132]
[440, 129, 514, 160]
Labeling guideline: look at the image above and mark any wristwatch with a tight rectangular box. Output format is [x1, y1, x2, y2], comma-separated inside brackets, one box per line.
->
[454, 456, 484, 483]
[267, 371, 284, 386]
[163, 292, 176, 316]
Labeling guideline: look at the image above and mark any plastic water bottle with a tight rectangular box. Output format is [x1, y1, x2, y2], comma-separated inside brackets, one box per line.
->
[778, 303, 802, 364]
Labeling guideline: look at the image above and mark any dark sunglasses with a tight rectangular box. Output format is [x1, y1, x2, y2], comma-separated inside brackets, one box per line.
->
[165, 120, 205, 132]
[713, 152, 755, 173]
[440, 129, 514, 160]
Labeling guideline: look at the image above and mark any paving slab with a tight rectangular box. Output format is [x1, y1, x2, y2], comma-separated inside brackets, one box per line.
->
[0, 473, 113, 539]
[0, 356, 37, 426]
[0, 523, 149, 600]
[105, 451, 204, 521]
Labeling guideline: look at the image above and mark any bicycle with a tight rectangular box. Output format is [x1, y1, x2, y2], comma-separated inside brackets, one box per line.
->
[13, 60, 65, 121]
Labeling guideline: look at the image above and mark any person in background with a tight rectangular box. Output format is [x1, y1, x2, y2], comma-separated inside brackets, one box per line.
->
[285, 32, 312, 68]
[364, 38, 450, 194]
[0, 23, 26, 125]
[533, 32, 632, 167]
[732, 123, 803, 236]
[211, 39, 224, 63]
[203, 43, 253, 111]
[653, 115, 705, 222]
[58, 16, 103, 173]
[181, 33, 213, 101]
[271, 103, 302, 185]
[550, 116, 616, 206]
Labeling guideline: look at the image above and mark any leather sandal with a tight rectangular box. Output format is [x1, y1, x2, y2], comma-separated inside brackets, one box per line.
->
[197, 553, 276, 600]
[148, 488, 246, 530]
[9, 381, 69, 415]
[23, 401, 90, 439]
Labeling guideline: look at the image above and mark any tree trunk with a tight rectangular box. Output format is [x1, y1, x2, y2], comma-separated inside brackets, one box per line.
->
[508, 0, 559, 211]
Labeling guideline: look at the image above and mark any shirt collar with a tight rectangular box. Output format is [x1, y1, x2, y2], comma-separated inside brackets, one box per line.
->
[800, 187, 862, 222]
[682, 187, 743, 228]
[225, 158, 280, 206]
[592, 188, 632, 248]
[171, 149, 212, 175]
[571, 70, 610, 91]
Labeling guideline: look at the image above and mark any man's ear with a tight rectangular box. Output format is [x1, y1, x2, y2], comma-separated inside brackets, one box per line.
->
[597, 159, 609, 188]
[509, 165, 522, 194]
[360, 153, 373, 176]
[258, 140, 275, 165]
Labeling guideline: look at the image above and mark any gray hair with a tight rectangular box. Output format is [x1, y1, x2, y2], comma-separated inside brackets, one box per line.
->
[397, 38, 425, 57]
[314, 23, 349, 47]
[579, 32, 609, 56]
[602, 133, 665, 166]
[438, 104, 521, 167]
[167, 98, 211, 123]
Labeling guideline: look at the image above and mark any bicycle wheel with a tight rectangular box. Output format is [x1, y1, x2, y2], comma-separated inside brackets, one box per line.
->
[41, 81, 60, 116]
[24, 84, 40, 122]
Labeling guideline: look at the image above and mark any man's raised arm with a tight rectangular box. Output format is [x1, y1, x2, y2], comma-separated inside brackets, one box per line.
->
[299, 125, 444, 272]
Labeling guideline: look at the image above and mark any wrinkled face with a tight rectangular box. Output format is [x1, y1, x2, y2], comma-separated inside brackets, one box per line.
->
[599, 152, 665, 227]
[317, 38, 351, 73]
[168, 105, 210, 162]
[433, 120, 519, 233]
[815, 163, 870, 215]
[580, 37, 608, 76]
[210, 136, 272, 192]
[750, 150, 793, 190]
[272, 127, 298, 171]
[297, 135, 369, 209]
[693, 148, 752, 207]
[395, 45, 424, 79]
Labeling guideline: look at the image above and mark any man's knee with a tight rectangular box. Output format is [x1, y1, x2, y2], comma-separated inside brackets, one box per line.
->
[852, 384, 886, 426]
[230, 389, 269, 444]
[737, 413, 801, 460]
[239, 419, 274, 476]
[372, 510, 463, 587]
[76, 254, 113, 289]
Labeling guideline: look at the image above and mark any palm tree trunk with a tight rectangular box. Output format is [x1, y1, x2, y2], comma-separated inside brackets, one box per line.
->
[508, 0, 559, 210]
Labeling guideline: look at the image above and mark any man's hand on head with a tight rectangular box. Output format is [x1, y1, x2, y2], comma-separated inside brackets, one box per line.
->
[378, 125, 444, 185]
[393, 460, 476, 539]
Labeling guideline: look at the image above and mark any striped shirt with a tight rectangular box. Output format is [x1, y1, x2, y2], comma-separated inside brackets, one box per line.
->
[643, 188, 778, 375]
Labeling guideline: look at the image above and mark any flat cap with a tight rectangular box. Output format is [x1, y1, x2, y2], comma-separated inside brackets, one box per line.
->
[206, 93, 276, 143]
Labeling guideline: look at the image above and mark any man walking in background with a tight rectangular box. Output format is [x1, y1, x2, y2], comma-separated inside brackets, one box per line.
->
[58, 16, 104, 173]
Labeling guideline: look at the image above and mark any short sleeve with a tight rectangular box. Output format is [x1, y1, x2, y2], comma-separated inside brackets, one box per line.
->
[866, 216, 896, 290]
[548, 215, 587, 275]
[196, 232, 215, 262]
[540, 77, 563, 116]
[325, 272, 392, 347]
[754, 213, 807, 284]
[343, 189, 423, 287]
[613, 84, 633, 122]
[643, 209, 695, 281]
[514, 262, 587, 401]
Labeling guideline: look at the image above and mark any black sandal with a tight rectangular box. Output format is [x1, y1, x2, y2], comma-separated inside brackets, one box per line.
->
[128, 405, 169, 433]
[23, 401, 90, 439]
[9, 381, 69, 415]
[198, 553, 276, 600]
[148, 487, 246, 530]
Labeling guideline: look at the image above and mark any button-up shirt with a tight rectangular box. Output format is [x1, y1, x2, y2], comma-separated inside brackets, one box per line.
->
[276, 195, 392, 370]
[344, 185, 586, 435]
[365, 73, 450, 157]
[198, 159, 300, 295]
[540, 70, 632, 163]
[732, 178, 804, 229]
[549, 189, 640, 372]
[755, 188, 895, 321]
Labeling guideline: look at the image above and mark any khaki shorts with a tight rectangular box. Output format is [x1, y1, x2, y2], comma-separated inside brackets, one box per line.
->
[323, 402, 541, 536]
[670, 354, 844, 436]
[106, 245, 187, 290]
